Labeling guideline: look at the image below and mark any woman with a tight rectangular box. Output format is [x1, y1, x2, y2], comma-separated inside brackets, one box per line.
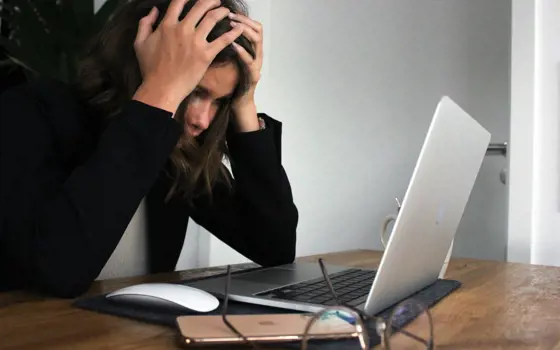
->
[0, 0, 298, 298]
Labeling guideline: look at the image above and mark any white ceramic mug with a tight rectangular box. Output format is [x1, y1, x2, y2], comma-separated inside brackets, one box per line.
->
[380, 214, 453, 279]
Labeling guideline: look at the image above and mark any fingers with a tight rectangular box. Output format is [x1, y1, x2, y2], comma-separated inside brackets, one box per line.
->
[230, 22, 260, 48]
[163, 0, 190, 24]
[228, 13, 262, 34]
[232, 42, 253, 64]
[182, 0, 221, 28]
[196, 7, 231, 39]
[230, 15, 263, 58]
[208, 25, 244, 57]
[135, 7, 159, 45]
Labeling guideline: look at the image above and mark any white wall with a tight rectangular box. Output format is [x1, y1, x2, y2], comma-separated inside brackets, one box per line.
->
[206, 0, 513, 263]
[509, 0, 560, 267]
[533, 0, 560, 267]
[98, 200, 148, 279]
[93, 0, 104, 13]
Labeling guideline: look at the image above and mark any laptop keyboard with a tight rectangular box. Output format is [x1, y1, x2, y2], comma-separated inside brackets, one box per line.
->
[255, 268, 376, 307]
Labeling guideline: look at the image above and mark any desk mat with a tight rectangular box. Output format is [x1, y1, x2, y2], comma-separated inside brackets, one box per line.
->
[73, 270, 461, 349]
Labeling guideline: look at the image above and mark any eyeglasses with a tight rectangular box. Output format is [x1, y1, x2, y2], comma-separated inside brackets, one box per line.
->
[221, 259, 434, 349]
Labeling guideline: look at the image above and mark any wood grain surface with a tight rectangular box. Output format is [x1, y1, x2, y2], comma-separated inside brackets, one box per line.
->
[1, 249, 559, 349]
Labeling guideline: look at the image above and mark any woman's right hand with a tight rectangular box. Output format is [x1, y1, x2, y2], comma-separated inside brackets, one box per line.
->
[132, 0, 243, 114]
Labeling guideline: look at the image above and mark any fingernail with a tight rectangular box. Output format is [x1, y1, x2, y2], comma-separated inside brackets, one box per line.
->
[230, 21, 237, 26]
[228, 12, 236, 18]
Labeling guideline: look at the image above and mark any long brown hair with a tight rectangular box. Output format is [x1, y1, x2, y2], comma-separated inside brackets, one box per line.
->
[76, 0, 255, 201]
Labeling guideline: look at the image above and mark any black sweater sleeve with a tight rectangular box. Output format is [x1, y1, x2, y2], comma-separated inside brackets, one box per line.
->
[0, 83, 182, 297]
[188, 114, 299, 267]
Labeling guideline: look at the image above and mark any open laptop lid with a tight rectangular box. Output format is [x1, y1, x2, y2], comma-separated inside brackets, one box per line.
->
[364, 96, 491, 315]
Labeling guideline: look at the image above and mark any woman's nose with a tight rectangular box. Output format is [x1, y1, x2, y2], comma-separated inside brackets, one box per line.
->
[190, 99, 214, 131]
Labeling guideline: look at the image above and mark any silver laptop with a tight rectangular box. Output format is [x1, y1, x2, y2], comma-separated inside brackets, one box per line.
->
[186, 96, 491, 316]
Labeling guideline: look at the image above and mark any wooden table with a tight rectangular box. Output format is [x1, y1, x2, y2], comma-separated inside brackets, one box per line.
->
[1, 249, 559, 349]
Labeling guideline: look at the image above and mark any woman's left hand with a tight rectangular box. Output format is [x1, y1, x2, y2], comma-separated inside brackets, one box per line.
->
[229, 12, 263, 131]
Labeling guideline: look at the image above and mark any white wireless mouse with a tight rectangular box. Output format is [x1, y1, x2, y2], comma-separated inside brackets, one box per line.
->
[106, 283, 220, 313]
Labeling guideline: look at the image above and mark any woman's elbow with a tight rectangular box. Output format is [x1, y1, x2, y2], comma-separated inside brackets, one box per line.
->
[272, 247, 297, 267]
[261, 206, 298, 267]
[34, 265, 95, 298]
[32, 247, 99, 298]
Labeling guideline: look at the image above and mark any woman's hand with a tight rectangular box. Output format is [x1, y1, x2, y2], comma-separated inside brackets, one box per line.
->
[132, 0, 244, 114]
[229, 13, 264, 132]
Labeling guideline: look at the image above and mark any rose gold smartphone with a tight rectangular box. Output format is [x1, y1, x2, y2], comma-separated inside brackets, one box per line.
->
[175, 313, 360, 346]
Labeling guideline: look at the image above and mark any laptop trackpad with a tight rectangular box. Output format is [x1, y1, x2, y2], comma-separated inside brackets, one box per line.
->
[234, 269, 305, 286]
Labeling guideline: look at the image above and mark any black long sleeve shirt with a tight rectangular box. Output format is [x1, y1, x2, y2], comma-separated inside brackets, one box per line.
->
[0, 78, 298, 298]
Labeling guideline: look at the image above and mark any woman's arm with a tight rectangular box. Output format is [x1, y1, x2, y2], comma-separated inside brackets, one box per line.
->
[0, 81, 182, 297]
[188, 114, 299, 267]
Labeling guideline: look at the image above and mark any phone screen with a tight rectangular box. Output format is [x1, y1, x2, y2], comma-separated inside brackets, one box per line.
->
[176, 312, 359, 345]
